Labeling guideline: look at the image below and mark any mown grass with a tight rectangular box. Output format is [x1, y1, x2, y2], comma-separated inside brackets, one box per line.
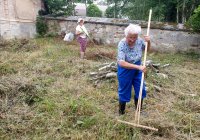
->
[0, 37, 199, 140]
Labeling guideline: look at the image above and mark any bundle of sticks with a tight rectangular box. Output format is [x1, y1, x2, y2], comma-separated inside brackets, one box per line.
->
[89, 62, 117, 86]
[89, 60, 170, 87]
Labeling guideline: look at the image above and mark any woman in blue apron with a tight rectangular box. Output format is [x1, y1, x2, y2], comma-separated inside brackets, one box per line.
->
[117, 24, 151, 115]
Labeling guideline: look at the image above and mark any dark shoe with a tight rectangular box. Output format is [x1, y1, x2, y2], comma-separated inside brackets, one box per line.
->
[134, 96, 143, 110]
[119, 102, 126, 115]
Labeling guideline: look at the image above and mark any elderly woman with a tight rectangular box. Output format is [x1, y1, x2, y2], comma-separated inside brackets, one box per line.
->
[117, 24, 151, 115]
[76, 18, 89, 59]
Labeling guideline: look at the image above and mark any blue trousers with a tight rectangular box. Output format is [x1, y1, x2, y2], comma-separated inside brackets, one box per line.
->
[117, 61, 146, 103]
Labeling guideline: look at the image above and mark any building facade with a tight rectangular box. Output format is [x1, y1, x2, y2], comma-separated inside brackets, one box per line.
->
[0, 0, 42, 39]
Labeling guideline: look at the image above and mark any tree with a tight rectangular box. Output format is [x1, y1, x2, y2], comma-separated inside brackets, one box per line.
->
[87, 4, 102, 17]
[42, 0, 75, 16]
[106, 0, 130, 18]
[187, 5, 200, 32]
[105, 6, 119, 18]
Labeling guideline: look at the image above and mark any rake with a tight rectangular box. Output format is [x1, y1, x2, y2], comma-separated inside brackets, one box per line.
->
[118, 9, 158, 131]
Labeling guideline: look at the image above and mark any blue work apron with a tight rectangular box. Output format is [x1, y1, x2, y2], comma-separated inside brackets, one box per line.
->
[117, 61, 146, 103]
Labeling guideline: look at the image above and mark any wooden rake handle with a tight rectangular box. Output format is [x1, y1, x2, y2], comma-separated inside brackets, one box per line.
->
[135, 9, 152, 124]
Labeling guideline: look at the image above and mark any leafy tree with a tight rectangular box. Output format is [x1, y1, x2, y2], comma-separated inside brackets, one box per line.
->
[87, 4, 102, 17]
[87, 0, 94, 4]
[42, 0, 75, 16]
[105, 6, 118, 18]
[106, 0, 130, 18]
[106, 0, 200, 23]
[187, 5, 200, 32]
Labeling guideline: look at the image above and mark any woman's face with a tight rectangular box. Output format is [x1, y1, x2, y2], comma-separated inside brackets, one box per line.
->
[79, 20, 84, 25]
[126, 33, 138, 47]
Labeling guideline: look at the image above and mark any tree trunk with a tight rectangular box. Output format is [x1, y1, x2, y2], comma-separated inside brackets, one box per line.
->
[176, 0, 179, 23]
[189, 0, 195, 17]
[114, 1, 117, 18]
[85, 0, 87, 15]
[72, 0, 75, 16]
[158, 0, 160, 22]
[182, 0, 186, 23]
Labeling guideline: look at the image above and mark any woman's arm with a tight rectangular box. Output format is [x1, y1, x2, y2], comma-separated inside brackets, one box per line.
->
[76, 30, 83, 35]
[118, 60, 146, 72]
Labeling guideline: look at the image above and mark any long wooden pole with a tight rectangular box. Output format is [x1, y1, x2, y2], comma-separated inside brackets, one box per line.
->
[135, 9, 152, 124]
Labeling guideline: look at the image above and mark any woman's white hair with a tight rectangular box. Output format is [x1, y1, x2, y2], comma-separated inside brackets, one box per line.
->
[124, 24, 141, 37]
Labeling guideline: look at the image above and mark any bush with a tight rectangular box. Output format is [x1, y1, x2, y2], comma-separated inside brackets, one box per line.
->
[38, 9, 48, 16]
[87, 4, 102, 17]
[105, 6, 115, 18]
[187, 5, 200, 32]
[45, 0, 74, 16]
[36, 16, 48, 36]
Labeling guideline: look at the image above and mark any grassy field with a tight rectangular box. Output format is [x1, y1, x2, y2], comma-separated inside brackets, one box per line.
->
[0, 37, 200, 140]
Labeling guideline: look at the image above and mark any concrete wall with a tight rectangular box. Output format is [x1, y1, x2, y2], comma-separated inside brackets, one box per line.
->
[0, 0, 42, 39]
[45, 16, 200, 53]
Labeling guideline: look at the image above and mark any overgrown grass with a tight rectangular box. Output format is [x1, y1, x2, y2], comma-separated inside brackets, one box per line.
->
[0, 37, 199, 140]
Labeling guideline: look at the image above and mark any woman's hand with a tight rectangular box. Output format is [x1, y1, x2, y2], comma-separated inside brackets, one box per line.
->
[144, 35, 150, 43]
[138, 65, 147, 73]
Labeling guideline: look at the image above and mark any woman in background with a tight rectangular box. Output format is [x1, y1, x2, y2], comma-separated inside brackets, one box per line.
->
[75, 18, 89, 59]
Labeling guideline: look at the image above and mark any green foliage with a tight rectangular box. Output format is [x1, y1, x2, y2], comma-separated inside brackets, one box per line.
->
[107, 0, 200, 23]
[105, 6, 119, 18]
[36, 17, 48, 36]
[44, 0, 75, 16]
[187, 5, 200, 32]
[87, 4, 102, 17]
[87, 0, 94, 4]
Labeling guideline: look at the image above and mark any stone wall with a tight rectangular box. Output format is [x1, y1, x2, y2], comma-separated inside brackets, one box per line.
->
[0, 0, 41, 39]
[45, 16, 200, 53]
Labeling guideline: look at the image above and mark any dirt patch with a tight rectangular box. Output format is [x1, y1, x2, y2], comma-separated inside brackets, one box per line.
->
[86, 51, 116, 60]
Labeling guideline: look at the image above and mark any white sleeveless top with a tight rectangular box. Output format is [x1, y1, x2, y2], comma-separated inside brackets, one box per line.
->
[76, 25, 89, 38]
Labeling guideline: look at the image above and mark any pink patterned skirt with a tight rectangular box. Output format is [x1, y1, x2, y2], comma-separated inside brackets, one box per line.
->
[77, 37, 87, 52]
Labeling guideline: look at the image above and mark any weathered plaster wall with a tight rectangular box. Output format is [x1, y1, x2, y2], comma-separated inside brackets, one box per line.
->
[45, 16, 200, 53]
[0, 0, 41, 39]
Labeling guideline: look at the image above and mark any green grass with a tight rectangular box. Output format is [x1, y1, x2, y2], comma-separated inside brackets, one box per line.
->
[0, 37, 199, 140]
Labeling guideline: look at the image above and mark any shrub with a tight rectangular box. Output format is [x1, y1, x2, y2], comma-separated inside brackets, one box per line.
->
[105, 6, 115, 18]
[36, 16, 48, 36]
[87, 4, 102, 17]
[186, 5, 200, 32]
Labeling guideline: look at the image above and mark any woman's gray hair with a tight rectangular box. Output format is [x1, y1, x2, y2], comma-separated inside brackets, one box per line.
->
[124, 24, 141, 37]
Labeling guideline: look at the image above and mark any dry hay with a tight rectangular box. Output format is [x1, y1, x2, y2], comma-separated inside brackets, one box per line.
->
[0, 76, 42, 113]
[0, 39, 39, 52]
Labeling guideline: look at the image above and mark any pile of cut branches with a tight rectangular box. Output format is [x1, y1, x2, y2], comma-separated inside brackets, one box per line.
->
[89, 60, 170, 88]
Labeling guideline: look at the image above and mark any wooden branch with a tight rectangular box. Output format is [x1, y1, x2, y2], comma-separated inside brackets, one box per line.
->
[161, 64, 170, 68]
[152, 63, 160, 69]
[98, 65, 110, 71]
[149, 64, 159, 73]
[117, 120, 158, 131]
[106, 72, 117, 78]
